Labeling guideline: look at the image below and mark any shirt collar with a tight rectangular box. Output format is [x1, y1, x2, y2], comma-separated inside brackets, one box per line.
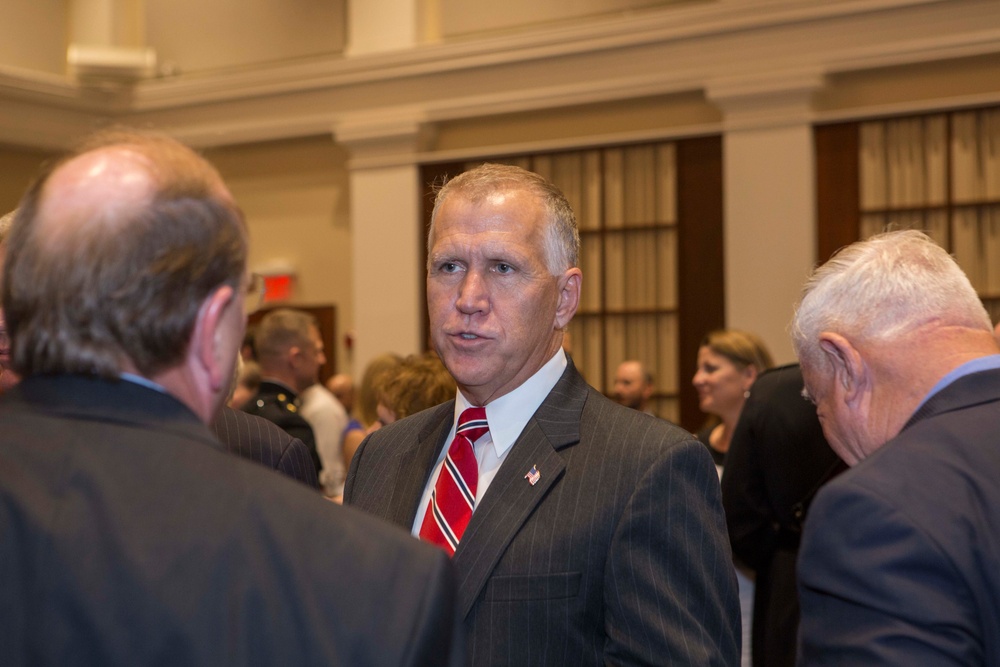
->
[917, 354, 1000, 410]
[119, 372, 168, 394]
[454, 347, 568, 459]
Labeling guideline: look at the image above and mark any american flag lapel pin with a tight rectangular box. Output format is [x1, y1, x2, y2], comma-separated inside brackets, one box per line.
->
[525, 465, 540, 486]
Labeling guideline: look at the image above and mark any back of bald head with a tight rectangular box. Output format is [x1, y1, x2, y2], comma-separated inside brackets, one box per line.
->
[2, 129, 246, 379]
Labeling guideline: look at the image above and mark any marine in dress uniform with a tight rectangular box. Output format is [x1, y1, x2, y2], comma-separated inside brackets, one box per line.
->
[243, 379, 321, 476]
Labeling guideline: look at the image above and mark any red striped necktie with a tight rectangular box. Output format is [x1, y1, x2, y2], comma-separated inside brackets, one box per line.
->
[418, 407, 489, 555]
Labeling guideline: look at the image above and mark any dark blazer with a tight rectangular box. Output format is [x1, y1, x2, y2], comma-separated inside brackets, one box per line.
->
[211, 405, 319, 488]
[0, 375, 462, 666]
[345, 361, 740, 666]
[797, 367, 1000, 666]
[243, 380, 320, 473]
[721, 364, 844, 667]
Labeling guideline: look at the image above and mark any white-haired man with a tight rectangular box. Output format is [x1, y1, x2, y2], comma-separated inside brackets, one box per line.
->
[792, 229, 1000, 665]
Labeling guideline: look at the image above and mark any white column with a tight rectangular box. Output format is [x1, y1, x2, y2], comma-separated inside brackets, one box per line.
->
[708, 71, 824, 364]
[338, 119, 426, 375]
[347, 0, 418, 55]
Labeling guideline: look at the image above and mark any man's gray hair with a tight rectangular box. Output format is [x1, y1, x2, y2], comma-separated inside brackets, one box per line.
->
[427, 163, 580, 274]
[254, 308, 316, 363]
[791, 230, 991, 370]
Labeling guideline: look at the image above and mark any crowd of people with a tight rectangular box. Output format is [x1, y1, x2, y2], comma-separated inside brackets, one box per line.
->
[1, 129, 999, 666]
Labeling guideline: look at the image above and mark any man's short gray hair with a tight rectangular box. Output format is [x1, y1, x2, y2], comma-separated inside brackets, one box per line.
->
[791, 230, 991, 371]
[254, 308, 316, 364]
[427, 163, 580, 274]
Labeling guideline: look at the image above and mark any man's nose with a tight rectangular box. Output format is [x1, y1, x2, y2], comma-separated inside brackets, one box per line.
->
[456, 271, 488, 314]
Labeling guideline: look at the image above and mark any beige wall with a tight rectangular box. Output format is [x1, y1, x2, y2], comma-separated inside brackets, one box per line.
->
[0, 146, 52, 214]
[145, 0, 345, 74]
[204, 137, 354, 374]
[817, 52, 1000, 116]
[0, 0, 67, 74]
[433, 93, 720, 154]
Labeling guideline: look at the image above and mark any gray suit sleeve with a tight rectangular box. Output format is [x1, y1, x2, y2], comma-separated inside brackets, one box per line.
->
[604, 438, 741, 666]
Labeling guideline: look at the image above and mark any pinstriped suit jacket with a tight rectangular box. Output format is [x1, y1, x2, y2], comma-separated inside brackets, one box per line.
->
[212, 406, 319, 489]
[345, 361, 740, 666]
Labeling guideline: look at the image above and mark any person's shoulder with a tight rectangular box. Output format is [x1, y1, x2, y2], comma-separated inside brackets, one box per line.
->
[750, 363, 803, 394]
[239, 454, 443, 560]
[245, 389, 308, 423]
[216, 404, 289, 435]
[581, 386, 697, 447]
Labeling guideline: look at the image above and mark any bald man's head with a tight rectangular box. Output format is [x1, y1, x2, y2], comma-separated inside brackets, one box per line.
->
[2, 130, 246, 381]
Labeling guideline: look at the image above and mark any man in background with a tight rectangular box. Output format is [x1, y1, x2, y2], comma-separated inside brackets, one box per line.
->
[792, 230, 1000, 665]
[346, 163, 738, 666]
[249, 308, 348, 497]
[0, 130, 461, 665]
[612, 359, 655, 415]
[244, 309, 320, 476]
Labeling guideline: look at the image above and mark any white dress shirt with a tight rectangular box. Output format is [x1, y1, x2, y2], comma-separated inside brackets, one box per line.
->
[411, 348, 568, 536]
[299, 383, 349, 497]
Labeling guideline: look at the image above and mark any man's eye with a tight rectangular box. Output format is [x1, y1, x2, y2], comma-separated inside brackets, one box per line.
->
[495, 263, 513, 274]
[440, 262, 460, 273]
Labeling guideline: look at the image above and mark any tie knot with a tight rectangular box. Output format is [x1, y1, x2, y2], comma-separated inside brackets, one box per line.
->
[457, 406, 489, 443]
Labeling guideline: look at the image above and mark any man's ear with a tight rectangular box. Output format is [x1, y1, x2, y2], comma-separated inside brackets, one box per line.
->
[287, 345, 304, 369]
[817, 332, 867, 405]
[555, 267, 582, 330]
[193, 284, 238, 394]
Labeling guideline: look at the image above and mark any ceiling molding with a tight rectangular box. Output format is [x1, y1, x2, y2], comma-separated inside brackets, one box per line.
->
[120, 0, 945, 109]
[0, 0, 998, 151]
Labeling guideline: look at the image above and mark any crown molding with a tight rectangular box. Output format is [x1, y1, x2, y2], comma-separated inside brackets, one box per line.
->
[0, 0, 954, 112]
[1, 0, 998, 151]
[124, 0, 952, 110]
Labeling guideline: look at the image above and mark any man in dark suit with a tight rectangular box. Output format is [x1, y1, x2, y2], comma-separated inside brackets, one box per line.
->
[345, 163, 739, 665]
[791, 230, 1000, 665]
[243, 309, 322, 475]
[212, 405, 320, 488]
[0, 130, 462, 665]
[721, 363, 845, 667]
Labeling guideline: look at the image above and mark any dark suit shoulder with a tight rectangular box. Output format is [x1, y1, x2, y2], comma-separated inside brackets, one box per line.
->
[243, 387, 309, 429]
[242, 382, 319, 470]
[344, 401, 454, 513]
[0, 384, 461, 665]
[211, 407, 319, 488]
[581, 388, 698, 452]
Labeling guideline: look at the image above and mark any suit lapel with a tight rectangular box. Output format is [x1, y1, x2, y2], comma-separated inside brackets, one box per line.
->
[387, 401, 454, 528]
[451, 361, 590, 618]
